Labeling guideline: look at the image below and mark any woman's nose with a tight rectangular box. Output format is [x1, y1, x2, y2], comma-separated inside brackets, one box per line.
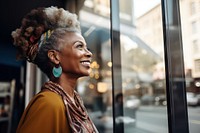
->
[85, 48, 92, 57]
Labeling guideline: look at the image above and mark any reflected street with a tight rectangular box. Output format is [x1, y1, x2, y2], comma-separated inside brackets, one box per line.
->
[94, 106, 200, 133]
[132, 106, 200, 133]
[188, 107, 200, 133]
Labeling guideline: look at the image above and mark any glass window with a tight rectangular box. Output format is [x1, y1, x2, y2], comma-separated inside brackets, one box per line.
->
[78, 0, 169, 133]
[120, 0, 168, 132]
[193, 40, 199, 54]
[78, 0, 113, 132]
[190, 1, 196, 15]
[195, 59, 200, 73]
[180, 0, 200, 132]
[191, 21, 197, 34]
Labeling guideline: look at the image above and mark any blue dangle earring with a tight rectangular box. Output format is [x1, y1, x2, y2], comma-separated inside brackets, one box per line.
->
[52, 65, 62, 78]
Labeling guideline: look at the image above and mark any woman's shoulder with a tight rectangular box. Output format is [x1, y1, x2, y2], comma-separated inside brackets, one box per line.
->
[27, 91, 64, 111]
[36, 91, 62, 101]
[17, 91, 69, 133]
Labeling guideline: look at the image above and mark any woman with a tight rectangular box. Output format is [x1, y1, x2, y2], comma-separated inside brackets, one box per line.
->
[11, 6, 98, 133]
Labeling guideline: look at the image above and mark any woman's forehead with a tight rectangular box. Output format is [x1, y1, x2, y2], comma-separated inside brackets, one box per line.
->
[64, 32, 85, 43]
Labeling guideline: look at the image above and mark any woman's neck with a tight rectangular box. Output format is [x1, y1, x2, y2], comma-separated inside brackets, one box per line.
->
[51, 75, 78, 98]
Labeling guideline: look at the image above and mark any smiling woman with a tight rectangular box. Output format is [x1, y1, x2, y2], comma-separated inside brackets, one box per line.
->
[57, 32, 92, 77]
[11, 6, 98, 133]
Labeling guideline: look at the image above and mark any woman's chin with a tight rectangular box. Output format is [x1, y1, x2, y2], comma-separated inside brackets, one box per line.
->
[79, 71, 90, 77]
[76, 68, 91, 77]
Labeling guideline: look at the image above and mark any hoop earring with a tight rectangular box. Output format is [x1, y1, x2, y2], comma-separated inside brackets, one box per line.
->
[52, 65, 62, 78]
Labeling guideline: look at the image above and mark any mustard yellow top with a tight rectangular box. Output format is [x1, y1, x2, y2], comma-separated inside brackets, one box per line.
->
[16, 91, 70, 133]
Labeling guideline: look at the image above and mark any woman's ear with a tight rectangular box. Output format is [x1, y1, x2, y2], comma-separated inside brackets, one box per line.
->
[48, 50, 60, 65]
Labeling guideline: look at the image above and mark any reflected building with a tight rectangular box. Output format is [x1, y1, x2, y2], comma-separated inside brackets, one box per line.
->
[77, 0, 163, 109]
[136, 0, 200, 93]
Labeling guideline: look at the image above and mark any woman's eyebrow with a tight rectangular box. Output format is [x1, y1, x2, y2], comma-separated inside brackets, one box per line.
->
[74, 40, 87, 45]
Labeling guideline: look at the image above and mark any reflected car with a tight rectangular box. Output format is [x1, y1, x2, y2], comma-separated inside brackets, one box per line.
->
[140, 95, 155, 105]
[186, 92, 199, 106]
[154, 95, 167, 106]
[124, 95, 141, 109]
[196, 94, 200, 105]
[89, 107, 136, 133]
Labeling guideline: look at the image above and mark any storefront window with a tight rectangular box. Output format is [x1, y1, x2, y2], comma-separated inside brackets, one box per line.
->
[180, 0, 200, 132]
[76, 0, 200, 133]
[180, 0, 200, 133]
[120, 0, 168, 132]
[77, 0, 169, 133]
[78, 0, 113, 132]
[170, 0, 200, 133]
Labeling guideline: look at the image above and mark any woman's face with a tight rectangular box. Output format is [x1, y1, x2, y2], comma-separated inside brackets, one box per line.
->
[58, 32, 92, 78]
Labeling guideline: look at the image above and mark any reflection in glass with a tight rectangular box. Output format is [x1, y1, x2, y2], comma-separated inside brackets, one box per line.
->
[120, 0, 168, 132]
[78, 0, 169, 133]
[180, 0, 200, 133]
[78, 0, 113, 132]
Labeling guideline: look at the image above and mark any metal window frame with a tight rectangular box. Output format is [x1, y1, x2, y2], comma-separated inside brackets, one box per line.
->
[110, 0, 124, 132]
[161, 0, 189, 133]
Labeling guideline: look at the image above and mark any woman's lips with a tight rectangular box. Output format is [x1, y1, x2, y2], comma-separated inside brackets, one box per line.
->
[80, 61, 91, 67]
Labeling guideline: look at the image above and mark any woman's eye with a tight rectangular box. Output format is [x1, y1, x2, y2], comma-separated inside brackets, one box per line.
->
[87, 48, 91, 52]
[76, 44, 83, 49]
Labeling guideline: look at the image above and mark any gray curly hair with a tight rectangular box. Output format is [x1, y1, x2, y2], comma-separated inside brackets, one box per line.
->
[11, 6, 81, 77]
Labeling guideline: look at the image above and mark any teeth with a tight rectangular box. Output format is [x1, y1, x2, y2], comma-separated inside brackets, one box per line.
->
[81, 62, 90, 65]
